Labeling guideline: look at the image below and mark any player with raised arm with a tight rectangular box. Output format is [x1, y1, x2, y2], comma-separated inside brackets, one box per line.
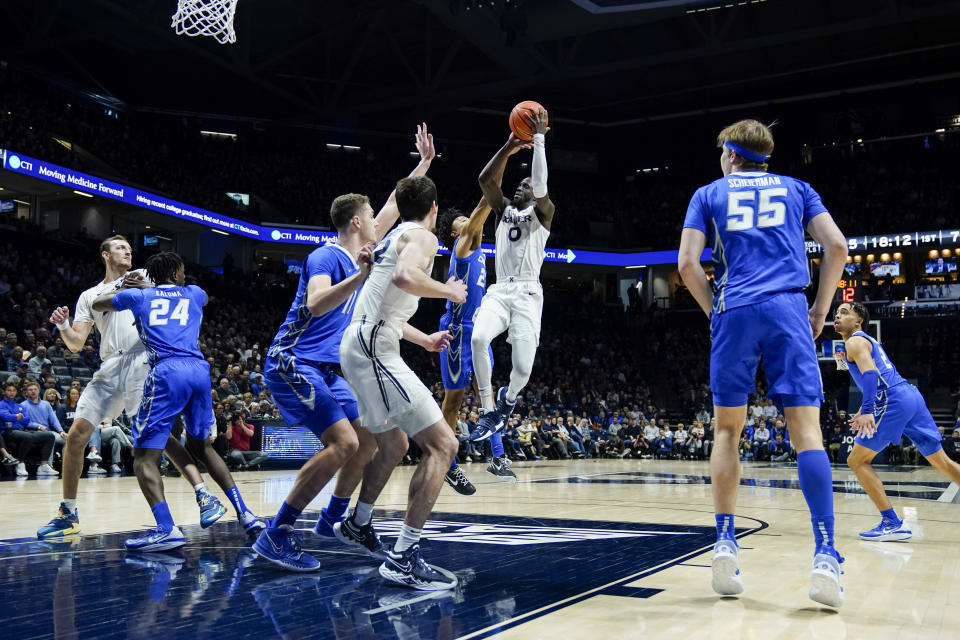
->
[338, 175, 467, 590]
[678, 119, 849, 607]
[90, 252, 238, 551]
[468, 110, 554, 443]
[37, 236, 256, 539]
[252, 126, 438, 571]
[834, 302, 960, 541]
[435, 193, 524, 493]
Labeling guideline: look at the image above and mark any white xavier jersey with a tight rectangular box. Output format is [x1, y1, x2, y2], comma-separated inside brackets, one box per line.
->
[74, 269, 148, 360]
[351, 222, 433, 338]
[495, 204, 550, 281]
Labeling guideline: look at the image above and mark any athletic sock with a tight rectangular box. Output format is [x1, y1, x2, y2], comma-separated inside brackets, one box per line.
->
[325, 495, 351, 521]
[151, 502, 175, 533]
[491, 432, 505, 458]
[62, 498, 77, 512]
[449, 458, 458, 471]
[505, 388, 519, 405]
[272, 501, 302, 528]
[394, 523, 422, 553]
[193, 482, 207, 495]
[478, 391, 495, 413]
[880, 507, 900, 523]
[797, 449, 835, 549]
[225, 485, 248, 517]
[353, 501, 374, 526]
[715, 513, 735, 541]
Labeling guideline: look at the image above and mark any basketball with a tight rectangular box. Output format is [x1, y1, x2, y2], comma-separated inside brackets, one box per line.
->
[509, 100, 548, 141]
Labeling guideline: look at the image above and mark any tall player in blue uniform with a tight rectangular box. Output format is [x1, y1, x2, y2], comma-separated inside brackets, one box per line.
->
[679, 119, 849, 607]
[834, 302, 960, 541]
[253, 126, 437, 571]
[92, 252, 239, 551]
[435, 196, 517, 494]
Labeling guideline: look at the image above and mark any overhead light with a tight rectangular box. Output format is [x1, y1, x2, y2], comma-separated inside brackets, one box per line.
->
[73, 190, 93, 198]
[145, 225, 151, 229]
[326, 143, 342, 150]
[625, 265, 646, 269]
[200, 130, 237, 140]
[211, 229, 229, 236]
[343, 145, 361, 151]
[935, 128, 946, 133]
[856, 138, 863, 143]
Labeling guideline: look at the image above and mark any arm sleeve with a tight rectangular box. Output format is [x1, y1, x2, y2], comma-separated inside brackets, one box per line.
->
[189, 285, 208, 307]
[682, 187, 709, 234]
[531, 133, 548, 199]
[859, 369, 879, 413]
[74, 290, 94, 324]
[111, 289, 141, 312]
[802, 182, 829, 228]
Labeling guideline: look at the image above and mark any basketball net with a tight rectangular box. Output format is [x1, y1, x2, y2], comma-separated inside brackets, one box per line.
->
[833, 343, 849, 371]
[171, 0, 238, 44]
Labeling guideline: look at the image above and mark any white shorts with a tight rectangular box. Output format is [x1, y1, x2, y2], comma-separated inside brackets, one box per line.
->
[75, 349, 150, 427]
[340, 321, 442, 436]
[475, 280, 543, 345]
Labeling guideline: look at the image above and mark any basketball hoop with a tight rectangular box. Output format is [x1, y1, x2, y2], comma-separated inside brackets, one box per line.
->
[171, 0, 238, 44]
[832, 342, 849, 371]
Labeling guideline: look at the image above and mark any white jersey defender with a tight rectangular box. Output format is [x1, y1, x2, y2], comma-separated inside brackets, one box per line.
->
[73, 269, 150, 427]
[340, 222, 445, 435]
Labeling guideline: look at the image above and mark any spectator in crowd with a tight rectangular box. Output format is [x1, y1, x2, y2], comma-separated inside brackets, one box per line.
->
[96, 419, 133, 474]
[695, 406, 711, 426]
[653, 428, 673, 459]
[769, 433, 793, 462]
[455, 411, 479, 461]
[2, 333, 18, 362]
[225, 410, 269, 470]
[942, 429, 960, 463]
[79, 344, 99, 370]
[0, 381, 58, 476]
[517, 419, 543, 460]
[216, 378, 233, 402]
[27, 346, 51, 379]
[826, 423, 846, 462]
[753, 421, 771, 461]
[703, 417, 715, 458]
[20, 380, 64, 467]
[673, 423, 688, 457]
[0, 430, 19, 466]
[503, 419, 526, 459]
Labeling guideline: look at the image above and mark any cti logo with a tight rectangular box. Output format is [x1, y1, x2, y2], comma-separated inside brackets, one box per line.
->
[7, 155, 33, 171]
[271, 230, 292, 241]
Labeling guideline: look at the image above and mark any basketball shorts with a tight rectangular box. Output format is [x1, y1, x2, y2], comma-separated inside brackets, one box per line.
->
[475, 279, 543, 345]
[75, 348, 150, 427]
[438, 315, 493, 391]
[264, 353, 359, 438]
[855, 384, 942, 456]
[133, 357, 213, 449]
[340, 319, 443, 436]
[710, 291, 823, 408]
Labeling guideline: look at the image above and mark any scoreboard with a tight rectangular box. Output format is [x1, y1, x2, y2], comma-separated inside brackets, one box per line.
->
[808, 229, 960, 255]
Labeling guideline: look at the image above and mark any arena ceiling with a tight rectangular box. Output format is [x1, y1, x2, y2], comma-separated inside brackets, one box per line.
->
[2, 0, 960, 140]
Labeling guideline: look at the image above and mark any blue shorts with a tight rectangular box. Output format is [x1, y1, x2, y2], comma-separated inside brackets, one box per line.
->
[439, 316, 493, 391]
[710, 291, 823, 408]
[133, 358, 213, 449]
[265, 354, 359, 438]
[855, 384, 942, 457]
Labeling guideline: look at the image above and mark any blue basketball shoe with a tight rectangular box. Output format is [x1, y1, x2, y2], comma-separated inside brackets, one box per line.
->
[710, 537, 744, 596]
[37, 502, 81, 539]
[313, 507, 342, 537]
[197, 491, 227, 529]
[125, 526, 186, 552]
[494, 386, 517, 419]
[859, 518, 912, 542]
[253, 525, 321, 572]
[809, 546, 845, 608]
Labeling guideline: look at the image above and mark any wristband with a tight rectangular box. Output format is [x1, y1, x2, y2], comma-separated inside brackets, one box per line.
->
[57, 320, 70, 332]
[860, 369, 879, 414]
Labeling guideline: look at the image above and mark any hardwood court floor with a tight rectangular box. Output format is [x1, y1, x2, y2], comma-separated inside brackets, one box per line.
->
[1, 459, 958, 639]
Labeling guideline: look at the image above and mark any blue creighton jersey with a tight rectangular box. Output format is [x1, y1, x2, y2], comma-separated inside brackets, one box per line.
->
[846, 330, 907, 393]
[683, 171, 828, 314]
[269, 243, 360, 363]
[444, 243, 487, 324]
[112, 285, 206, 364]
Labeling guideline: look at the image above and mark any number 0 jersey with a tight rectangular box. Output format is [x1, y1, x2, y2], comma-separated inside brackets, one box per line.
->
[112, 285, 207, 364]
[495, 203, 550, 281]
[443, 242, 487, 324]
[683, 171, 828, 314]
